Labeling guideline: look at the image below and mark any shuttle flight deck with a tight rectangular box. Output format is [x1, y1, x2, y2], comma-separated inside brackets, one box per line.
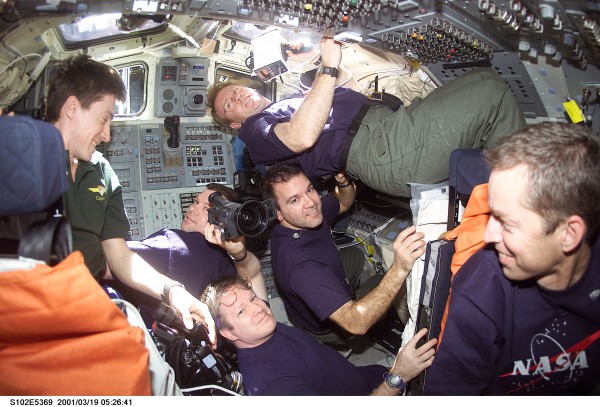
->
[0, 0, 599, 396]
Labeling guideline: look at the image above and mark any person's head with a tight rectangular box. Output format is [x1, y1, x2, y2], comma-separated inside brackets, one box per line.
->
[483, 122, 600, 285]
[260, 163, 323, 230]
[181, 183, 242, 234]
[207, 80, 270, 129]
[201, 275, 276, 349]
[46, 54, 126, 161]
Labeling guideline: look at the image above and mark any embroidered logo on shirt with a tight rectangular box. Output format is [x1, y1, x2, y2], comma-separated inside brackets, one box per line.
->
[89, 185, 106, 201]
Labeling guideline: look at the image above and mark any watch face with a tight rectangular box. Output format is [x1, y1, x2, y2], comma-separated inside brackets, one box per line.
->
[386, 373, 407, 389]
[388, 375, 401, 386]
[317, 66, 338, 78]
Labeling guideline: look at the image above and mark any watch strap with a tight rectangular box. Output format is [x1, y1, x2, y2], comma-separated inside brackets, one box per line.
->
[161, 280, 185, 305]
[383, 372, 407, 390]
[317, 65, 338, 78]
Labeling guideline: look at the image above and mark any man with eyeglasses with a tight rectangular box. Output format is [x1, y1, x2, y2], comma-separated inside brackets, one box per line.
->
[201, 275, 437, 396]
[206, 37, 526, 198]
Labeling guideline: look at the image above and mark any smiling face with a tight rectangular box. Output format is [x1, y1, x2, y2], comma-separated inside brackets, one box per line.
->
[218, 286, 276, 349]
[181, 188, 214, 234]
[483, 165, 565, 287]
[68, 94, 116, 161]
[272, 173, 323, 230]
[212, 85, 269, 128]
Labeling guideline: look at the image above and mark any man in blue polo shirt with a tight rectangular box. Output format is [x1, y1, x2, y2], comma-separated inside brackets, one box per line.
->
[117, 183, 267, 323]
[424, 122, 600, 395]
[201, 275, 437, 396]
[207, 37, 525, 197]
[260, 163, 425, 347]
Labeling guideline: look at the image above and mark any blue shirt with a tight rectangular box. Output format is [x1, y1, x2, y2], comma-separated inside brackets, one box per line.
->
[127, 229, 236, 298]
[238, 323, 386, 395]
[270, 195, 352, 333]
[424, 239, 600, 395]
[238, 88, 366, 177]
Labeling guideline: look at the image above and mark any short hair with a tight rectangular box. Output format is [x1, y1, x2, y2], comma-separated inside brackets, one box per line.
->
[206, 78, 261, 128]
[201, 275, 253, 331]
[206, 80, 234, 128]
[206, 183, 242, 203]
[485, 122, 600, 243]
[46, 55, 126, 123]
[259, 163, 304, 209]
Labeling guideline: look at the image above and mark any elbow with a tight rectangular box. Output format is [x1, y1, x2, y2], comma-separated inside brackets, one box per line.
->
[292, 139, 314, 152]
[341, 322, 369, 336]
[350, 326, 369, 336]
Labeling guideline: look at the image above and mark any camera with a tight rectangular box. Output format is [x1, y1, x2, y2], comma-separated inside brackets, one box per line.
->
[151, 302, 245, 395]
[207, 192, 276, 240]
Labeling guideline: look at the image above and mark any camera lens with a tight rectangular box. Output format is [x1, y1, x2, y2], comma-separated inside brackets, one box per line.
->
[235, 201, 268, 237]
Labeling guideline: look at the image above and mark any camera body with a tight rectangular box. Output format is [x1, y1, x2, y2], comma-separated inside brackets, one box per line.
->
[152, 302, 245, 395]
[207, 192, 275, 240]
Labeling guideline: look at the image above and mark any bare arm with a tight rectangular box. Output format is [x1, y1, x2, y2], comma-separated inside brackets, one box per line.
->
[273, 37, 342, 153]
[101, 238, 217, 345]
[204, 223, 268, 302]
[328, 226, 425, 335]
[371, 328, 437, 396]
[333, 172, 356, 214]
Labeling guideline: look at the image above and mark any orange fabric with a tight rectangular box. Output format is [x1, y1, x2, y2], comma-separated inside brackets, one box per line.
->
[444, 184, 490, 275]
[0, 251, 151, 396]
[438, 183, 490, 345]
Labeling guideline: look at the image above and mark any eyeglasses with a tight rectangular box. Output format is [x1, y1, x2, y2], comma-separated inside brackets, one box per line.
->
[219, 288, 238, 308]
[215, 281, 253, 329]
[218, 280, 253, 309]
[222, 86, 241, 117]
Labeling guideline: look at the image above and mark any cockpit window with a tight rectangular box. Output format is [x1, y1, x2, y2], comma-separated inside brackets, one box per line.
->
[57, 13, 166, 48]
[115, 63, 148, 117]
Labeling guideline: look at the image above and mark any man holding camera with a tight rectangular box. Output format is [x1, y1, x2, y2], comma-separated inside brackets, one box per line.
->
[260, 163, 425, 348]
[117, 183, 267, 323]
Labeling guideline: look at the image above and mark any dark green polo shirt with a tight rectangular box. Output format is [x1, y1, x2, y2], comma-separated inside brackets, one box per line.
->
[64, 151, 130, 278]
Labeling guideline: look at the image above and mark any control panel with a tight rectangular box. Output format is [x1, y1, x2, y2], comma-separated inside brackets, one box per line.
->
[155, 57, 210, 117]
[348, 201, 411, 273]
[103, 114, 236, 241]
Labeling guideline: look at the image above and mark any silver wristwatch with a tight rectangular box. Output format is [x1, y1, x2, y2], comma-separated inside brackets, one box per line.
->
[383, 372, 408, 390]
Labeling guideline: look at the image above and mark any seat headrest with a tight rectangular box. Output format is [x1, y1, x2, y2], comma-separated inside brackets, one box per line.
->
[0, 115, 68, 216]
[448, 148, 491, 197]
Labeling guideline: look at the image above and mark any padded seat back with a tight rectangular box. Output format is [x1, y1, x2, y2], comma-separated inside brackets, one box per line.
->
[0, 115, 67, 216]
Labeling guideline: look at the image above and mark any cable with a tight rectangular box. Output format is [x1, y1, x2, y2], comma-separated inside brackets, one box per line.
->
[357, 199, 399, 209]
[356, 69, 413, 84]
[0, 53, 42, 79]
[199, 21, 221, 51]
[279, 79, 303, 94]
[179, 384, 241, 396]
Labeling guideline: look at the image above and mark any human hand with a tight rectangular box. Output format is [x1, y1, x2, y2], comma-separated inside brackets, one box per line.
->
[318, 37, 342, 68]
[391, 225, 426, 273]
[284, 39, 320, 63]
[333, 171, 349, 185]
[391, 328, 437, 382]
[168, 286, 217, 348]
[0, 108, 15, 116]
[204, 222, 247, 261]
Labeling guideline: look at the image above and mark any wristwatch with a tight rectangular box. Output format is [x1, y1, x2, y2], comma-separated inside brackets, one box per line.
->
[316, 65, 338, 78]
[161, 280, 185, 305]
[383, 372, 408, 390]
